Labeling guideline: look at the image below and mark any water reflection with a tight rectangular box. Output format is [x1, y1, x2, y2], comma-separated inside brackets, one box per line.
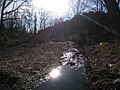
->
[60, 48, 84, 70]
[40, 48, 85, 83]
[33, 48, 90, 90]
[49, 66, 61, 79]
[48, 48, 84, 80]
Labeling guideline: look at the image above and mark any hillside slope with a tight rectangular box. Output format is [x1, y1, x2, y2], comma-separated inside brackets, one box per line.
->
[84, 41, 120, 89]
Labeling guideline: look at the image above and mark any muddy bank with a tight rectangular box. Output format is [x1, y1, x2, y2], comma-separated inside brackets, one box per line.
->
[0, 41, 73, 89]
[84, 41, 120, 90]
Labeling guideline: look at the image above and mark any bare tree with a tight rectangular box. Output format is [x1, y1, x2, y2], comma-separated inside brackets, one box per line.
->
[64, 9, 73, 20]
[34, 12, 37, 35]
[53, 17, 64, 25]
[103, 0, 120, 35]
[38, 8, 50, 30]
[69, 0, 88, 15]
[0, 0, 30, 33]
[116, 0, 120, 6]
[21, 8, 33, 32]
[90, 0, 106, 12]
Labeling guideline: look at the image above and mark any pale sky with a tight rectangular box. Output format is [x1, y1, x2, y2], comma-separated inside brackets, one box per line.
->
[32, 0, 70, 16]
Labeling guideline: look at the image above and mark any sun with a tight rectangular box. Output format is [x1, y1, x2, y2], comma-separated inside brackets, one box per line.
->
[32, 0, 69, 16]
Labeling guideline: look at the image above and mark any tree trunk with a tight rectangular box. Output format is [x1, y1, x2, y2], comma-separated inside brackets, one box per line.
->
[34, 12, 37, 35]
[104, 0, 120, 35]
[43, 20, 46, 29]
[0, 0, 6, 33]
[96, 0, 99, 11]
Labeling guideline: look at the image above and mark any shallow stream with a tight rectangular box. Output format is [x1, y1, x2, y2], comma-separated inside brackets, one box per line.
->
[33, 48, 91, 90]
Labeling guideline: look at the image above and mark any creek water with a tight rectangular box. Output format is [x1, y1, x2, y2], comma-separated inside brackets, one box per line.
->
[33, 48, 91, 90]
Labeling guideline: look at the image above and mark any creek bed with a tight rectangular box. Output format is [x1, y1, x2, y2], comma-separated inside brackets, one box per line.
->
[33, 48, 91, 90]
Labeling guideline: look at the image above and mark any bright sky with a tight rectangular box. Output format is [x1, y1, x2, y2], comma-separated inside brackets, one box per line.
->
[32, 0, 70, 16]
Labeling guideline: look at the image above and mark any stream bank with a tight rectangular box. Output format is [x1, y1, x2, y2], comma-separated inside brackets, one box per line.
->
[0, 41, 73, 89]
[33, 47, 90, 90]
[84, 41, 120, 90]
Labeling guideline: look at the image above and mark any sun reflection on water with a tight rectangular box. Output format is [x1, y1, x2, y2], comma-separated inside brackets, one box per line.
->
[49, 66, 61, 79]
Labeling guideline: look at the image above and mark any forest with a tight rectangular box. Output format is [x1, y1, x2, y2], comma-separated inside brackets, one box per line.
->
[0, 0, 120, 90]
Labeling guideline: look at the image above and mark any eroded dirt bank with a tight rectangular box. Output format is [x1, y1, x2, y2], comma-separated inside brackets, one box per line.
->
[0, 41, 73, 90]
[84, 41, 120, 90]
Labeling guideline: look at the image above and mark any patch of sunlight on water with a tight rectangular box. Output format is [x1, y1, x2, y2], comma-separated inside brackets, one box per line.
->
[49, 68, 61, 79]
[40, 48, 84, 84]
[47, 66, 62, 80]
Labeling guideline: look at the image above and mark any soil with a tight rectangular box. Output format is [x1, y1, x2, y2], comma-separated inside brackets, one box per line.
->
[84, 41, 120, 90]
[0, 40, 73, 90]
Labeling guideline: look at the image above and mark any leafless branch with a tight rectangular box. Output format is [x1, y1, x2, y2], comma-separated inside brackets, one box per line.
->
[4, 0, 13, 9]
[3, 0, 26, 15]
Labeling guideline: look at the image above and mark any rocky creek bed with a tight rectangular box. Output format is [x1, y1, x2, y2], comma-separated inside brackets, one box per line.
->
[84, 41, 120, 90]
[0, 41, 73, 90]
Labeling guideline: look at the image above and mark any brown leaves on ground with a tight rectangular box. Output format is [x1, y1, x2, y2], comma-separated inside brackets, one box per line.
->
[0, 41, 72, 89]
[85, 41, 120, 90]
